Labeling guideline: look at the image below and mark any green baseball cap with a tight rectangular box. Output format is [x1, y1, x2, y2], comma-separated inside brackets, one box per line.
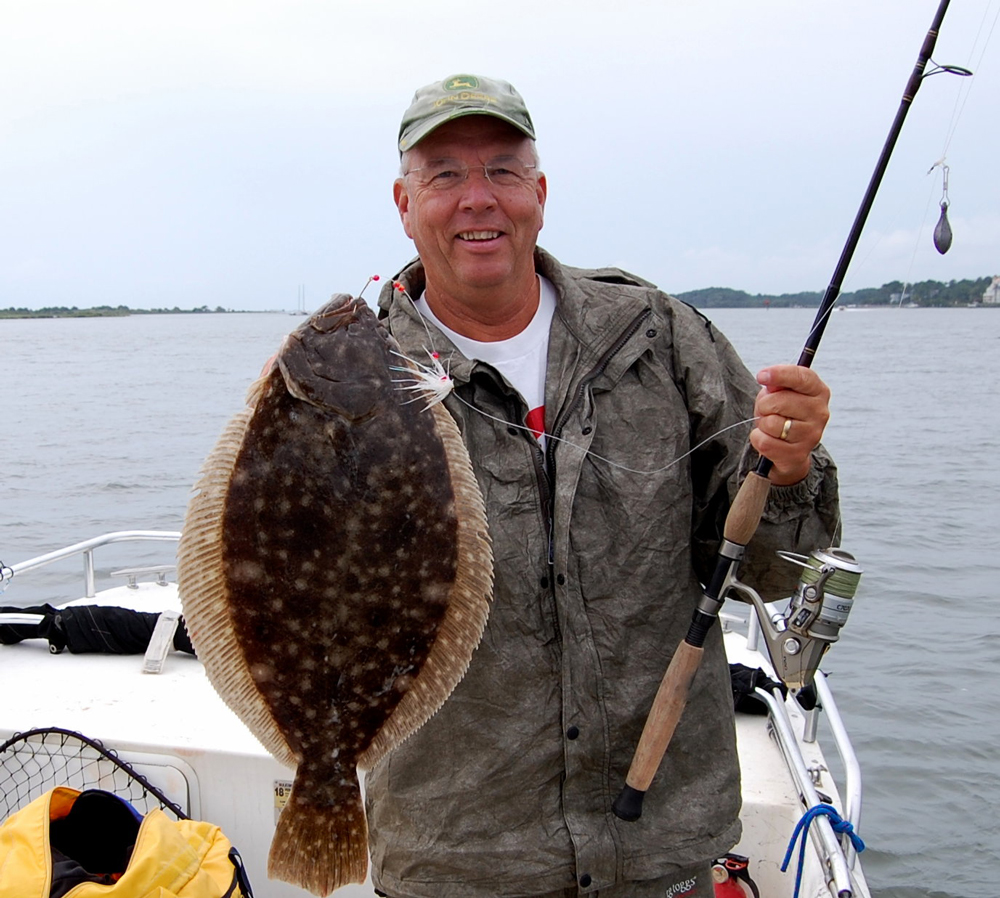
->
[398, 74, 535, 153]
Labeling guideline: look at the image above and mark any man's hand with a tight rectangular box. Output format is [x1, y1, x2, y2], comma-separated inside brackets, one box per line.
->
[750, 365, 831, 486]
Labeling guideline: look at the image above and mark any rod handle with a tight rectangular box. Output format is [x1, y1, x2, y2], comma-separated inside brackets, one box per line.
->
[723, 471, 772, 547]
[612, 639, 704, 820]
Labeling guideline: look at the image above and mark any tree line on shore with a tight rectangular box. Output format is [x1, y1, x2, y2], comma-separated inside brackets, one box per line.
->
[2, 276, 995, 318]
[676, 276, 993, 309]
[0, 305, 234, 319]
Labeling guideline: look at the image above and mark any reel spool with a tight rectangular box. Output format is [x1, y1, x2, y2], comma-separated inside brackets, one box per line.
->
[735, 547, 863, 690]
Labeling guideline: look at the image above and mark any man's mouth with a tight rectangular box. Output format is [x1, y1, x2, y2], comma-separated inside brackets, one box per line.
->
[457, 230, 502, 242]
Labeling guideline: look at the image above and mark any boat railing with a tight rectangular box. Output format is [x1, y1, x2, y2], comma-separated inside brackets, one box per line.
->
[745, 605, 864, 849]
[3, 531, 182, 599]
[754, 686, 862, 897]
[813, 672, 864, 870]
[734, 606, 866, 893]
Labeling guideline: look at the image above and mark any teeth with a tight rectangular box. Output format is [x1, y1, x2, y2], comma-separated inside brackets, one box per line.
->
[458, 231, 500, 241]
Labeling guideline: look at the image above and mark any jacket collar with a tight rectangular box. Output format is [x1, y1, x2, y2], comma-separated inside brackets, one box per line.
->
[377, 248, 657, 392]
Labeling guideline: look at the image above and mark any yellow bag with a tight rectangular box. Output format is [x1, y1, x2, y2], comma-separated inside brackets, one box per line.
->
[0, 786, 252, 898]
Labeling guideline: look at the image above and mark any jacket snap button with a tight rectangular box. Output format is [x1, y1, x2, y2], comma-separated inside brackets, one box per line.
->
[581, 425, 592, 435]
[646, 328, 657, 338]
[579, 874, 592, 887]
[507, 426, 518, 435]
[540, 576, 549, 589]
[556, 574, 566, 586]
[566, 725, 580, 740]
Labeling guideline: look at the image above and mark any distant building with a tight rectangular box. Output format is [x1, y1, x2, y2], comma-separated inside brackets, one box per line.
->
[984, 276, 1000, 305]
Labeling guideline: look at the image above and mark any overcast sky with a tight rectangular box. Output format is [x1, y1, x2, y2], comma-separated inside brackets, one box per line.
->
[3, 0, 998, 311]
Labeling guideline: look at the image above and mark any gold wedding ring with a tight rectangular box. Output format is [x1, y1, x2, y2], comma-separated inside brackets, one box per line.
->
[779, 418, 792, 441]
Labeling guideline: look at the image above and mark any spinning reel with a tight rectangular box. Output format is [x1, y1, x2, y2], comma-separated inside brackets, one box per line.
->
[729, 548, 863, 691]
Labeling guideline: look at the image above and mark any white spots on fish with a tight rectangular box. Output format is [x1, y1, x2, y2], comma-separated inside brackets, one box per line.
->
[230, 559, 265, 583]
[250, 662, 275, 683]
[394, 672, 416, 692]
[421, 581, 450, 604]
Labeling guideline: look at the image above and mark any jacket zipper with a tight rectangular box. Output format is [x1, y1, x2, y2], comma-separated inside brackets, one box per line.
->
[544, 308, 653, 564]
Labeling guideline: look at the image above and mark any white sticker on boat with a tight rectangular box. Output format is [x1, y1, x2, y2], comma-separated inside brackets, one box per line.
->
[274, 779, 294, 824]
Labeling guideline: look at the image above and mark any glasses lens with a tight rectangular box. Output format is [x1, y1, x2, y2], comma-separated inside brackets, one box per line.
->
[407, 157, 535, 190]
[415, 160, 468, 189]
[484, 157, 534, 188]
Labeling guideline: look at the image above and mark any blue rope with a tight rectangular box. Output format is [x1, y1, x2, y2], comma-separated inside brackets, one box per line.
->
[781, 803, 866, 898]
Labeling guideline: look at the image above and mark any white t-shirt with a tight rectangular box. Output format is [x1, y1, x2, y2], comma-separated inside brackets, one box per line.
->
[414, 276, 557, 443]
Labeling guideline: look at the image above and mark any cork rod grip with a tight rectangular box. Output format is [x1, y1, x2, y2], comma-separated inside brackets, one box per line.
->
[612, 640, 704, 821]
[724, 471, 772, 547]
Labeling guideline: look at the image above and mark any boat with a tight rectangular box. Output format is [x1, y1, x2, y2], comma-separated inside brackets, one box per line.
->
[0, 531, 871, 898]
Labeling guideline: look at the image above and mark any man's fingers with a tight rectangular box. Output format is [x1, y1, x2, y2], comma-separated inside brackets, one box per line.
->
[757, 364, 829, 398]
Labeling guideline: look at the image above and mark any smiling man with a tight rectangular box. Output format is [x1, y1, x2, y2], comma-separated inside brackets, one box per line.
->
[393, 113, 546, 340]
[366, 75, 840, 898]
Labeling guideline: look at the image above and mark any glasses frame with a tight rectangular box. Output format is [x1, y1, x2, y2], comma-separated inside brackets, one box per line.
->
[403, 156, 539, 192]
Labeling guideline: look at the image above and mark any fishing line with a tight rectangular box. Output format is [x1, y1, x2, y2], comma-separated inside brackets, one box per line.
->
[377, 276, 767, 477]
[450, 391, 759, 477]
[936, 0, 999, 158]
[791, 2, 988, 331]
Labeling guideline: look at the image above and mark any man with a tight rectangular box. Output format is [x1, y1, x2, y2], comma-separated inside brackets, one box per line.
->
[366, 74, 839, 898]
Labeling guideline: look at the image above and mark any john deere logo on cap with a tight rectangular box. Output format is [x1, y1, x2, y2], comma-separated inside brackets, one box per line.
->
[445, 75, 480, 91]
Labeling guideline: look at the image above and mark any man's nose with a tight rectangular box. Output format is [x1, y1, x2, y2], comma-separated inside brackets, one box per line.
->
[457, 166, 498, 208]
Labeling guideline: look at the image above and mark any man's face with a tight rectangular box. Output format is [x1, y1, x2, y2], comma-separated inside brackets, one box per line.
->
[394, 116, 547, 302]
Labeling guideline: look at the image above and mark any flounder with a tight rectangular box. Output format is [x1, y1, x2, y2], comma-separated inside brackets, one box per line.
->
[177, 294, 492, 896]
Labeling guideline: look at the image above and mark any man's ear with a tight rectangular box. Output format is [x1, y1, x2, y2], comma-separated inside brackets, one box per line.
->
[536, 172, 548, 230]
[394, 178, 414, 240]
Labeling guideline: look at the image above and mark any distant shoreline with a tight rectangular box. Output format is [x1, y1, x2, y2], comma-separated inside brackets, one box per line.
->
[3, 274, 994, 318]
[0, 307, 283, 320]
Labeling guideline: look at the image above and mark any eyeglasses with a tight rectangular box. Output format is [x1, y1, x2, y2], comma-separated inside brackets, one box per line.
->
[403, 156, 538, 191]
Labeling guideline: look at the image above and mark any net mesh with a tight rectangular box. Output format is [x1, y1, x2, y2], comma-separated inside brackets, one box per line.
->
[0, 727, 188, 822]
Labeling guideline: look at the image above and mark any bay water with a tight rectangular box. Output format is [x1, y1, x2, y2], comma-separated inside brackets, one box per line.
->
[2, 306, 997, 897]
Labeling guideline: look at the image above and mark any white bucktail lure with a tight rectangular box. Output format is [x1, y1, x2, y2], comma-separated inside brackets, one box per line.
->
[391, 348, 455, 409]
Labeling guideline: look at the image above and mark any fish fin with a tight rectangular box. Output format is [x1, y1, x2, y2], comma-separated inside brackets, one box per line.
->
[269, 775, 368, 896]
[177, 389, 298, 770]
[244, 369, 271, 407]
[359, 398, 493, 769]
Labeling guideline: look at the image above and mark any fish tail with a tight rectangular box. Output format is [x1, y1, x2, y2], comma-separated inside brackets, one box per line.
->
[268, 776, 368, 896]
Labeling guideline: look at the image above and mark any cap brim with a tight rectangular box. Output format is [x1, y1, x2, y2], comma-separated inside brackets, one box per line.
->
[399, 108, 535, 153]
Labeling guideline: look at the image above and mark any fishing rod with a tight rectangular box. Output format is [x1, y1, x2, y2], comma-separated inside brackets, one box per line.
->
[613, 0, 972, 824]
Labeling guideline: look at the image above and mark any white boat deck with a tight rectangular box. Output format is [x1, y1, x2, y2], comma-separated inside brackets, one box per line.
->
[1, 536, 869, 898]
[0, 581, 324, 896]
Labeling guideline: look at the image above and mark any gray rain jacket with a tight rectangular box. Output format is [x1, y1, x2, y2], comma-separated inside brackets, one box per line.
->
[366, 249, 840, 897]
